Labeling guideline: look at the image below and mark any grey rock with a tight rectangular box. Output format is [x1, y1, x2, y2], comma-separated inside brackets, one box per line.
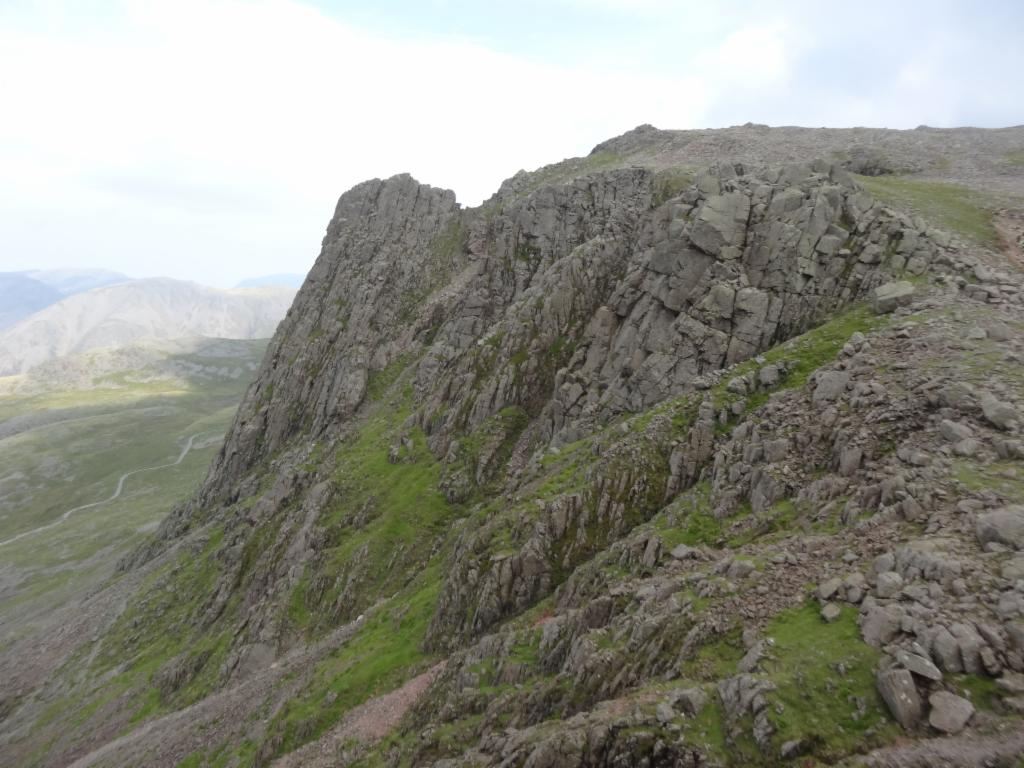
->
[821, 602, 842, 623]
[780, 739, 804, 760]
[950, 623, 985, 675]
[873, 552, 896, 575]
[930, 626, 964, 673]
[976, 506, 1024, 551]
[896, 649, 942, 681]
[862, 603, 903, 647]
[872, 281, 916, 314]
[939, 419, 973, 442]
[927, 691, 974, 734]
[981, 392, 1019, 431]
[876, 571, 904, 599]
[813, 371, 851, 405]
[759, 364, 781, 388]
[986, 321, 1013, 341]
[817, 577, 843, 601]
[877, 668, 923, 729]
[669, 543, 698, 560]
[953, 438, 980, 457]
[669, 686, 708, 717]
[1003, 555, 1024, 581]
[656, 701, 676, 724]
[690, 191, 750, 257]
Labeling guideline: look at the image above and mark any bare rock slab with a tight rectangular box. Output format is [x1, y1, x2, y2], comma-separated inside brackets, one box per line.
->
[928, 691, 974, 733]
[877, 668, 923, 729]
[872, 281, 916, 314]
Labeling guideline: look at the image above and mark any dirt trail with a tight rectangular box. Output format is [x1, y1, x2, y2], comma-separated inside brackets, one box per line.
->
[0, 433, 198, 548]
[271, 662, 447, 768]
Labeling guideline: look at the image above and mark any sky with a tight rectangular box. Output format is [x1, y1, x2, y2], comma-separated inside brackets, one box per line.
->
[1, 0, 1022, 287]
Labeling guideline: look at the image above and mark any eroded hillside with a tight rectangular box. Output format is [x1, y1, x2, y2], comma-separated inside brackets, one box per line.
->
[3, 125, 1024, 768]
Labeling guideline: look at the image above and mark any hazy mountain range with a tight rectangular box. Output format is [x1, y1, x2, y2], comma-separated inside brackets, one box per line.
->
[0, 277, 296, 376]
[0, 269, 130, 328]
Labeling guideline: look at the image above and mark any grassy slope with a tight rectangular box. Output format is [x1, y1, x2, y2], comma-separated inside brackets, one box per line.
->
[0, 342, 265, 634]
[855, 174, 1000, 247]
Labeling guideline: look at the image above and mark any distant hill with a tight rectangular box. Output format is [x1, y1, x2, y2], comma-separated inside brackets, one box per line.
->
[25, 268, 129, 295]
[235, 272, 306, 288]
[0, 274, 63, 329]
[1, 269, 132, 329]
[0, 277, 296, 375]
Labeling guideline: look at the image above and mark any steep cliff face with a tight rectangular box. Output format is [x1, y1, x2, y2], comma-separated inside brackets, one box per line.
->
[202, 175, 461, 502]
[4, 126, 1024, 768]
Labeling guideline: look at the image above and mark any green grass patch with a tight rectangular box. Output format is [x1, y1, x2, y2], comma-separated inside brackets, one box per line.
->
[652, 166, 695, 206]
[855, 175, 998, 247]
[508, 151, 624, 198]
[712, 303, 888, 415]
[267, 565, 442, 756]
[950, 674, 1002, 710]
[679, 628, 745, 681]
[763, 602, 897, 762]
[953, 459, 1024, 503]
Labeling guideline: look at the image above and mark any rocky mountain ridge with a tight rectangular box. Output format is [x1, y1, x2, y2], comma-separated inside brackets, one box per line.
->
[2, 124, 1023, 768]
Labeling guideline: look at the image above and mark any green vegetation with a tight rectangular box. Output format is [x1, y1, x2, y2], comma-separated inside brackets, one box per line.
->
[653, 482, 724, 548]
[713, 303, 888, 415]
[510, 151, 624, 197]
[293, 379, 460, 632]
[0, 341, 265, 626]
[950, 673, 1002, 710]
[763, 602, 896, 762]
[652, 166, 695, 206]
[268, 563, 443, 755]
[855, 174, 998, 247]
[1006, 150, 1024, 166]
[680, 628, 745, 681]
[953, 459, 1024, 503]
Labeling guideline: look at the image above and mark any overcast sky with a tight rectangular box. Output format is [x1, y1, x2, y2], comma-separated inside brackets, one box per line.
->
[1, 0, 1022, 287]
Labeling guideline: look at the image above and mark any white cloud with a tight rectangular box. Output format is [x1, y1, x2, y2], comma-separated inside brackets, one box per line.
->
[0, 0, 714, 284]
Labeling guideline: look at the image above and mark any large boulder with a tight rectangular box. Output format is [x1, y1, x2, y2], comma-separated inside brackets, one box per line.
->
[872, 281, 916, 314]
[877, 668, 923, 729]
[812, 371, 851, 406]
[928, 691, 974, 733]
[980, 393, 1019, 431]
[976, 506, 1024, 551]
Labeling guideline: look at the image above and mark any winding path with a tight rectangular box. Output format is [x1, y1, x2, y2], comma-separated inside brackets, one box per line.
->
[0, 433, 199, 548]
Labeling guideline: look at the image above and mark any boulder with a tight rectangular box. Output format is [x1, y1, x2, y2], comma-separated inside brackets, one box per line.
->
[939, 420, 973, 442]
[817, 576, 843, 601]
[861, 603, 903, 647]
[821, 602, 842, 623]
[896, 649, 942, 681]
[669, 686, 708, 716]
[928, 691, 974, 733]
[876, 571, 904, 599]
[813, 371, 851, 406]
[872, 281, 916, 314]
[877, 668, 923, 729]
[976, 506, 1024, 551]
[981, 393, 1019, 431]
